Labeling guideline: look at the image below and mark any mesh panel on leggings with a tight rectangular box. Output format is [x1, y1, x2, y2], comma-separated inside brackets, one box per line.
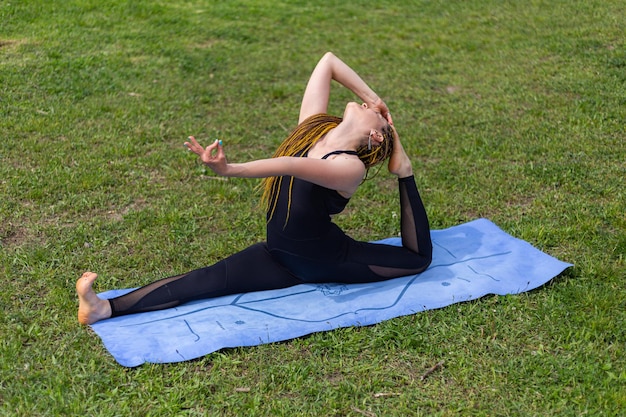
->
[366, 176, 432, 278]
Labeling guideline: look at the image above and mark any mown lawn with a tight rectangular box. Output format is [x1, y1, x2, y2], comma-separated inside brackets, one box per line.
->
[1, 0, 624, 415]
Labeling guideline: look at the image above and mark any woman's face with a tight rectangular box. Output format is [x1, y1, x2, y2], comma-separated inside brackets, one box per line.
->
[343, 102, 388, 132]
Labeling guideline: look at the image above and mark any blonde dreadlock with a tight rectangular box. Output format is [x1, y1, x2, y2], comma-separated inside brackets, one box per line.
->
[261, 113, 394, 224]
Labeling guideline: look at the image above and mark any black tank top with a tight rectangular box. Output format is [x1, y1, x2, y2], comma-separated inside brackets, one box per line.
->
[321, 150, 358, 159]
[266, 150, 358, 242]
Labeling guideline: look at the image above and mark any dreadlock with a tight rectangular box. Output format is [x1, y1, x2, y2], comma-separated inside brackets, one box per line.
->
[261, 113, 394, 224]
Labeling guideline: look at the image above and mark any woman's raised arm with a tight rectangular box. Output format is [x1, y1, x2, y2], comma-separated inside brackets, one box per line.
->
[298, 52, 389, 123]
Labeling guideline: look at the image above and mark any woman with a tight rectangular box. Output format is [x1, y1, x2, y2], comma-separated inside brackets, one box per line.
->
[77, 52, 432, 325]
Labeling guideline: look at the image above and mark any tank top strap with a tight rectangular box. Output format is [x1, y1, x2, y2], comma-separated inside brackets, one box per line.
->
[321, 150, 359, 159]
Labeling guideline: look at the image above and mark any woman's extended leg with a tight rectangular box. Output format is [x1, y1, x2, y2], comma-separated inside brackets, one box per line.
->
[76, 243, 302, 324]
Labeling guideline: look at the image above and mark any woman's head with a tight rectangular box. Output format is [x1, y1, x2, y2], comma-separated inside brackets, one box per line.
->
[342, 102, 394, 168]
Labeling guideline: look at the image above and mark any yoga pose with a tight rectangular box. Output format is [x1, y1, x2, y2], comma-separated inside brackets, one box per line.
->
[77, 52, 433, 325]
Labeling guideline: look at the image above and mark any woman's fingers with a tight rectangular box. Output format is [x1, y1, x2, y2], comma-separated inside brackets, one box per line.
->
[371, 99, 393, 125]
[184, 136, 229, 176]
[184, 136, 204, 155]
[185, 137, 223, 158]
[205, 139, 222, 158]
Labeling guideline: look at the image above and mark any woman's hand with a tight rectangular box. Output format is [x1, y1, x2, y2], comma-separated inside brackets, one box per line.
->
[387, 126, 413, 178]
[368, 97, 396, 128]
[368, 97, 392, 123]
[184, 136, 229, 176]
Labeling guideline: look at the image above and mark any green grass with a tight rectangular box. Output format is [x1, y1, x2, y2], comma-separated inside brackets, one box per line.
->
[1, 0, 624, 415]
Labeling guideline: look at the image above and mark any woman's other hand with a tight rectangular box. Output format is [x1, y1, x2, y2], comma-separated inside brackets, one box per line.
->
[184, 136, 228, 176]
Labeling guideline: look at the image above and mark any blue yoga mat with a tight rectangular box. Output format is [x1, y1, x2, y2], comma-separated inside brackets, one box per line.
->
[91, 219, 572, 367]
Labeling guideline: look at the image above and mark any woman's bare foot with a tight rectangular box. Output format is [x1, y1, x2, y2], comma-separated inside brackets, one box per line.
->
[387, 127, 413, 178]
[76, 272, 112, 325]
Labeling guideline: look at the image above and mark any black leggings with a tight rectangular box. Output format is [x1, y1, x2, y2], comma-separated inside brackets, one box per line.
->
[108, 176, 431, 317]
